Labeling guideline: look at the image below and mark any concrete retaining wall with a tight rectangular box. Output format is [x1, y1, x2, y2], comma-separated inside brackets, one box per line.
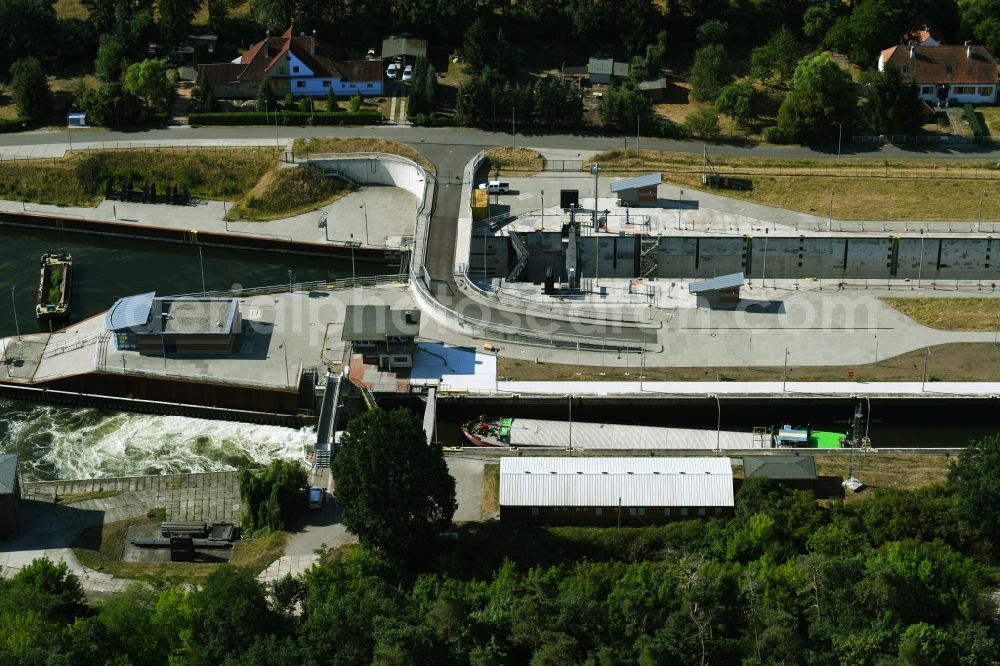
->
[306, 154, 427, 205]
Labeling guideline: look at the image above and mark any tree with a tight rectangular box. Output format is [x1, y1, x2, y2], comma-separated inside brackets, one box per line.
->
[251, 0, 294, 32]
[949, 434, 1000, 537]
[348, 92, 362, 112]
[749, 25, 800, 87]
[207, 0, 227, 34]
[0, 0, 57, 73]
[690, 44, 731, 102]
[777, 54, 856, 144]
[95, 34, 128, 84]
[194, 566, 277, 663]
[696, 19, 728, 46]
[192, 67, 215, 112]
[123, 58, 172, 112]
[326, 86, 337, 112]
[332, 408, 456, 562]
[237, 458, 308, 533]
[463, 18, 513, 79]
[714, 83, 755, 127]
[683, 107, 721, 140]
[645, 30, 669, 71]
[255, 79, 275, 112]
[158, 0, 199, 49]
[9, 57, 50, 123]
[597, 82, 651, 132]
[803, 0, 840, 41]
[859, 64, 923, 135]
[960, 0, 1000, 54]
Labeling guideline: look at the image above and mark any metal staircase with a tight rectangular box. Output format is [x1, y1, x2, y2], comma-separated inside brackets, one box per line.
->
[314, 372, 343, 468]
[507, 232, 530, 282]
[640, 236, 660, 278]
[318, 166, 360, 188]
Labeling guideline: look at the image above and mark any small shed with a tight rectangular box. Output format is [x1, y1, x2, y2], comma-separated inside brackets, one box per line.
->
[67, 112, 87, 128]
[689, 273, 744, 308]
[611, 173, 661, 206]
[0, 454, 20, 537]
[742, 455, 818, 491]
[588, 56, 614, 84]
[342, 305, 421, 369]
[637, 76, 668, 102]
[381, 34, 428, 61]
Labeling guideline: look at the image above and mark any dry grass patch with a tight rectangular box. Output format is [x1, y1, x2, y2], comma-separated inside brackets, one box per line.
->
[53, 0, 89, 20]
[485, 147, 544, 176]
[293, 137, 435, 174]
[0, 147, 278, 207]
[882, 297, 1000, 331]
[481, 464, 500, 515]
[587, 148, 1000, 221]
[499, 342, 1000, 382]
[228, 165, 351, 221]
[814, 454, 952, 501]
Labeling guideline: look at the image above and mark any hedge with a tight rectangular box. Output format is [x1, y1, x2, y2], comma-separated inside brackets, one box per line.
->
[188, 111, 382, 126]
[0, 117, 30, 133]
[962, 104, 987, 136]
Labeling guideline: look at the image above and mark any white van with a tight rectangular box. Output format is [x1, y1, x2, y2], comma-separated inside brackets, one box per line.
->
[386, 63, 399, 79]
[478, 180, 511, 194]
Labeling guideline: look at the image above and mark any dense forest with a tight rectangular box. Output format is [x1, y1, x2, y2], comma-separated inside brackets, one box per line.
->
[3, 436, 1000, 665]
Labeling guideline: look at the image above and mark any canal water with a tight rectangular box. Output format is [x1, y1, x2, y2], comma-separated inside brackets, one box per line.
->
[0, 226, 389, 480]
[0, 226, 387, 339]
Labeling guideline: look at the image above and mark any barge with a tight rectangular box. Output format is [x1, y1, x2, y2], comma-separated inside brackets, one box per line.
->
[35, 252, 73, 320]
[462, 417, 847, 451]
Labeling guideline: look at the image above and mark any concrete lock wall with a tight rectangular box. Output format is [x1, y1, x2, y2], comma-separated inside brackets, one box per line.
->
[654, 236, 1000, 281]
[308, 156, 426, 203]
[576, 236, 637, 280]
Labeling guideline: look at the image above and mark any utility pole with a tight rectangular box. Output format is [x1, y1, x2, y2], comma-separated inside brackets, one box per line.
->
[590, 165, 600, 229]
[361, 203, 369, 245]
[678, 189, 683, 230]
[837, 122, 842, 161]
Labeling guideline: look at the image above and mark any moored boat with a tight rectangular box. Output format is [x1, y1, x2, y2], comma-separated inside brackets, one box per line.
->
[35, 253, 73, 320]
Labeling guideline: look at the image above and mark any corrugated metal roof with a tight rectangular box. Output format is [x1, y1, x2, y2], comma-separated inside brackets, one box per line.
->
[689, 273, 744, 293]
[588, 57, 613, 75]
[507, 418, 762, 450]
[610, 172, 662, 192]
[637, 76, 668, 91]
[500, 457, 733, 507]
[0, 454, 17, 495]
[743, 456, 817, 480]
[105, 292, 155, 331]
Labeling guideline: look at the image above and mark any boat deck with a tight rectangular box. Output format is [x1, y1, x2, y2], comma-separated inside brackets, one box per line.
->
[510, 418, 769, 450]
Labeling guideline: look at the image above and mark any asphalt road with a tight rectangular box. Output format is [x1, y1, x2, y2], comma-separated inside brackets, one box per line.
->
[6, 124, 1000, 160]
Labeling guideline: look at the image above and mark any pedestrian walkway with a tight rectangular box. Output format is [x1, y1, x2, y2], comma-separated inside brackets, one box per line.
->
[258, 554, 320, 582]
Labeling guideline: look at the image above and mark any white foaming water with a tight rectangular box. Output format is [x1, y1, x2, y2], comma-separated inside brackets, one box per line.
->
[0, 400, 314, 481]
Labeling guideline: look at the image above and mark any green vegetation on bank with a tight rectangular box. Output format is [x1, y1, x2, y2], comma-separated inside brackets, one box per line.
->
[188, 110, 382, 127]
[293, 137, 436, 174]
[8, 435, 1000, 664]
[227, 166, 351, 222]
[0, 148, 277, 207]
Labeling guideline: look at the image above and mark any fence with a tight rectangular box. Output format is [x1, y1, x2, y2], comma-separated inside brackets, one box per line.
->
[852, 134, 1000, 145]
[168, 273, 407, 299]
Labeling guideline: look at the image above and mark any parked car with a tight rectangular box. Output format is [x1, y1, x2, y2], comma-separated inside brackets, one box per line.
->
[308, 487, 324, 509]
[386, 63, 399, 79]
[478, 180, 511, 194]
[402, 65, 413, 82]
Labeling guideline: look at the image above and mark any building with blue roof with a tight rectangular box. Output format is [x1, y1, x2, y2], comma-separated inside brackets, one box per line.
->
[106, 292, 242, 357]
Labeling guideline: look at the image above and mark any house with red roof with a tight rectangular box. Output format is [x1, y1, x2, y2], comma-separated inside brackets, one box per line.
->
[198, 27, 383, 99]
[878, 42, 999, 105]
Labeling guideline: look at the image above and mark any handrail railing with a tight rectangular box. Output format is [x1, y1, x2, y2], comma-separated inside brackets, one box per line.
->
[168, 273, 407, 299]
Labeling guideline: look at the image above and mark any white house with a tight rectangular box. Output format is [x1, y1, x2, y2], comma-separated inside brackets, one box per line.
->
[878, 42, 998, 104]
[199, 26, 383, 99]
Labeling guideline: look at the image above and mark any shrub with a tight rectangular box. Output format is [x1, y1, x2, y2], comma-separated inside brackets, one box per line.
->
[761, 125, 787, 143]
[963, 104, 987, 136]
[0, 116, 30, 133]
[188, 111, 382, 126]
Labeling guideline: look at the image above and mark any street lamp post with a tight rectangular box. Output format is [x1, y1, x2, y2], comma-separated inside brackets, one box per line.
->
[837, 122, 842, 161]
[761, 230, 769, 287]
[288, 269, 294, 293]
[709, 394, 721, 452]
[540, 189, 544, 228]
[978, 190, 988, 231]
[279, 343, 290, 387]
[567, 394, 573, 451]
[361, 203, 369, 245]
[921, 347, 932, 391]
[828, 189, 835, 231]
[782, 347, 789, 391]
[198, 246, 206, 295]
[994, 316, 999, 346]
[917, 231, 925, 289]
[678, 189, 683, 230]
[590, 165, 600, 230]
[10, 286, 20, 341]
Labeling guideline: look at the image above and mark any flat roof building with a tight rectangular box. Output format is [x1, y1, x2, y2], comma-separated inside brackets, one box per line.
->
[743, 455, 818, 490]
[499, 456, 734, 525]
[611, 172, 662, 206]
[689, 273, 744, 309]
[342, 305, 421, 369]
[0, 454, 20, 537]
[106, 292, 242, 356]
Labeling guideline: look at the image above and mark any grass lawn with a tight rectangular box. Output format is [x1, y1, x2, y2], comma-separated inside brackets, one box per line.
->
[0, 147, 278, 207]
[53, 0, 88, 20]
[814, 454, 953, 502]
[72, 513, 289, 584]
[481, 464, 499, 515]
[484, 147, 544, 176]
[587, 149, 1000, 221]
[293, 137, 435, 174]
[498, 342, 1000, 382]
[978, 106, 1000, 135]
[228, 165, 350, 221]
[882, 297, 1000, 331]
